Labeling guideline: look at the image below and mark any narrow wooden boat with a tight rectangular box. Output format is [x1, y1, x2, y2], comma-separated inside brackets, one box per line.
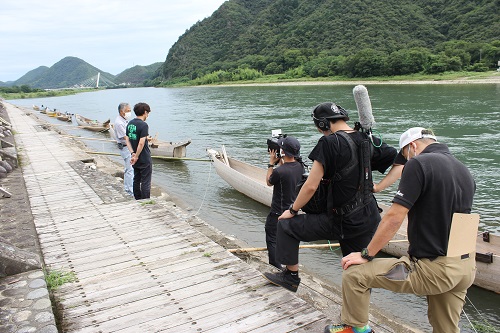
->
[56, 112, 72, 122]
[207, 146, 272, 206]
[207, 146, 500, 293]
[75, 114, 110, 132]
[46, 110, 57, 117]
[109, 123, 191, 158]
[32, 105, 40, 111]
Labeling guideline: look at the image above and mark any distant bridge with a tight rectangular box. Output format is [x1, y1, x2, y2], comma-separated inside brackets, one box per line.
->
[74, 73, 117, 88]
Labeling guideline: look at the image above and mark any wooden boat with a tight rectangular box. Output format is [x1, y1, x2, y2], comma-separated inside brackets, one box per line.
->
[46, 109, 57, 117]
[56, 112, 72, 122]
[32, 105, 40, 111]
[207, 146, 272, 206]
[207, 146, 500, 293]
[109, 123, 191, 158]
[75, 114, 110, 132]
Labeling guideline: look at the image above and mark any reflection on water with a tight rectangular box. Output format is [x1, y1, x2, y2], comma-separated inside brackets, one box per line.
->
[9, 83, 500, 332]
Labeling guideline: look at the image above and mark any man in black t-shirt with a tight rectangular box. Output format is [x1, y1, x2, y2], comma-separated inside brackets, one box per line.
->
[263, 102, 397, 293]
[329, 127, 476, 333]
[125, 102, 153, 200]
[265, 136, 304, 269]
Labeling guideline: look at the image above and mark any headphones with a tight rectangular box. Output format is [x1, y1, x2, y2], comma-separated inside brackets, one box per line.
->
[312, 114, 331, 131]
[311, 103, 349, 131]
[311, 104, 331, 131]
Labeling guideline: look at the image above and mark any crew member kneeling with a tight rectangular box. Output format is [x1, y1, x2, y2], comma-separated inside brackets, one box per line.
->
[325, 127, 476, 333]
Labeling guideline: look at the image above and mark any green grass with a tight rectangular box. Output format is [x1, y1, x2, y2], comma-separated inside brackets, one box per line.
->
[140, 200, 155, 205]
[0, 88, 99, 100]
[44, 269, 76, 290]
[467, 321, 497, 333]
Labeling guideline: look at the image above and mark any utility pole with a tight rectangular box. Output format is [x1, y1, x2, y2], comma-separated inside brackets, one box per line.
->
[96, 72, 100, 88]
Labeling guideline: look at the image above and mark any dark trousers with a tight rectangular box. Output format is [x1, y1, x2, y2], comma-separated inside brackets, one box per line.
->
[133, 164, 152, 200]
[265, 212, 281, 269]
[276, 212, 377, 265]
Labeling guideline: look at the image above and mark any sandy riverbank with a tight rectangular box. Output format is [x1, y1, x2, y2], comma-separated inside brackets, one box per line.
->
[208, 73, 500, 87]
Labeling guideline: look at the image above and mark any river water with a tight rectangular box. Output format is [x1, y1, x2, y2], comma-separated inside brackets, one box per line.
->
[9, 84, 500, 332]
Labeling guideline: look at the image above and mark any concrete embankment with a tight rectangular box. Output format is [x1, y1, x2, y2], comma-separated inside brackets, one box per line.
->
[0, 101, 421, 333]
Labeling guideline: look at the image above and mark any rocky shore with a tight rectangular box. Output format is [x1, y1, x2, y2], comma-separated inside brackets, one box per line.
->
[0, 111, 17, 196]
[0, 102, 57, 333]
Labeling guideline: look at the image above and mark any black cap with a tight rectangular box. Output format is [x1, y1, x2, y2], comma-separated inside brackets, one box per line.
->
[312, 102, 349, 121]
[278, 136, 301, 158]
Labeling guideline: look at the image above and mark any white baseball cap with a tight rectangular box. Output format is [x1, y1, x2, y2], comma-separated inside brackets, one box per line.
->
[399, 127, 437, 149]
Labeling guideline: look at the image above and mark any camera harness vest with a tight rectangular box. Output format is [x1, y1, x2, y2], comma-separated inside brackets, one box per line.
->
[330, 131, 374, 219]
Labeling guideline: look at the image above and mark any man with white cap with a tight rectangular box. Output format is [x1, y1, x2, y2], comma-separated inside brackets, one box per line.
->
[324, 127, 476, 333]
[265, 136, 304, 269]
[372, 127, 434, 193]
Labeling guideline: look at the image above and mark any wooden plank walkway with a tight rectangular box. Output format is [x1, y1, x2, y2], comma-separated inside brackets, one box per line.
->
[6, 105, 330, 332]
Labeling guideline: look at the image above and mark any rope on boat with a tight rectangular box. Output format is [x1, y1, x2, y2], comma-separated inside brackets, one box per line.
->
[84, 150, 212, 162]
[327, 239, 342, 253]
[61, 135, 116, 142]
[461, 307, 479, 333]
[193, 161, 213, 217]
[49, 123, 105, 129]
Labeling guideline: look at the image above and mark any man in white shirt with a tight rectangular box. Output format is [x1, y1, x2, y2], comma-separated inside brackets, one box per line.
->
[114, 102, 134, 196]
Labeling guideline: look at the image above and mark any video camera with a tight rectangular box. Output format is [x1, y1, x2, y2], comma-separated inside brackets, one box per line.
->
[267, 129, 286, 159]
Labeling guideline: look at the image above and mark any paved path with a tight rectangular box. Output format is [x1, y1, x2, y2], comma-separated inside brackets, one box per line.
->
[4, 103, 330, 332]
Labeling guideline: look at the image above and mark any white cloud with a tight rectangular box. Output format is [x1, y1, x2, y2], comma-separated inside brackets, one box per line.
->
[0, 0, 226, 81]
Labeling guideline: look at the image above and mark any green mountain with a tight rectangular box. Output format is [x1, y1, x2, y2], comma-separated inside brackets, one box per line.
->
[157, 0, 499, 81]
[15, 56, 117, 89]
[115, 62, 162, 85]
[10, 57, 162, 89]
[14, 66, 50, 86]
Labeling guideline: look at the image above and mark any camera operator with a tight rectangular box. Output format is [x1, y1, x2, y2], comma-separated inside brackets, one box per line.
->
[265, 136, 304, 269]
[263, 102, 397, 294]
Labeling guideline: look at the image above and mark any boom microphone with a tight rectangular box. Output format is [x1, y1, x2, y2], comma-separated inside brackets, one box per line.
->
[353, 85, 375, 130]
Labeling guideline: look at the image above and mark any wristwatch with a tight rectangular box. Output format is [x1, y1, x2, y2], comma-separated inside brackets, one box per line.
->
[289, 204, 298, 216]
[361, 248, 374, 261]
[267, 164, 274, 169]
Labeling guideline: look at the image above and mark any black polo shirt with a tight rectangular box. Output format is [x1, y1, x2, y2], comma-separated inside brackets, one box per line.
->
[393, 143, 475, 258]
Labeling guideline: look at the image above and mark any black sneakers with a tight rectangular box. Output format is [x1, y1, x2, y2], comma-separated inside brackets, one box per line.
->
[263, 268, 301, 292]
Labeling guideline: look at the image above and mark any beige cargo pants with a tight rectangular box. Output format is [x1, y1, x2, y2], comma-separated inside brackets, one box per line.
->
[341, 253, 476, 333]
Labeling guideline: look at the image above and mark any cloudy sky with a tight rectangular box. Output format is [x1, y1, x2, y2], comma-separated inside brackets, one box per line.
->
[0, 0, 227, 82]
